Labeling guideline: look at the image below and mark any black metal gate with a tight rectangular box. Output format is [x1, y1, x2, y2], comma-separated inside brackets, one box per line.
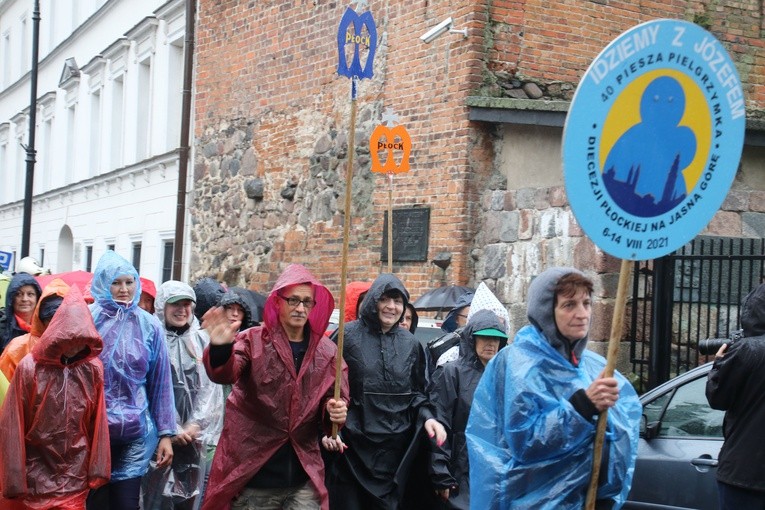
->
[628, 236, 765, 393]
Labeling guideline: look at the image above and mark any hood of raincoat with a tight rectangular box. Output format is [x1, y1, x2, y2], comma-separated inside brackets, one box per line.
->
[140, 277, 157, 298]
[5, 272, 42, 310]
[741, 282, 765, 338]
[262, 264, 334, 338]
[1, 272, 42, 350]
[29, 278, 70, 337]
[155, 280, 197, 327]
[441, 291, 474, 333]
[32, 286, 103, 366]
[193, 277, 226, 321]
[404, 302, 419, 334]
[527, 266, 590, 364]
[466, 283, 509, 334]
[343, 281, 373, 323]
[357, 273, 409, 332]
[90, 250, 142, 310]
[220, 289, 256, 329]
[460, 309, 508, 366]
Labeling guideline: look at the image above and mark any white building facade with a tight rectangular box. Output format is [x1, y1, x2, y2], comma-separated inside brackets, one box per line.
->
[0, 0, 190, 283]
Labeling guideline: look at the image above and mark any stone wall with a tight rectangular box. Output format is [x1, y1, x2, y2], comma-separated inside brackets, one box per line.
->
[192, 0, 764, 379]
[482, 0, 765, 114]
[191, 0, 495, 298]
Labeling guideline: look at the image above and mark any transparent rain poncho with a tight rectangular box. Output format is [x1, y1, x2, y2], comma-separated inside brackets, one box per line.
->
[142, 280, 224, 509]
[89, 250, 175, 481]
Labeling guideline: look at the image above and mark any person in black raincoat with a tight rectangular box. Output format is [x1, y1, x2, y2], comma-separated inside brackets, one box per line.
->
[219, 289, 256, 330]
[400, 303, 419, 335]
[0, 273, 42, 352]
[326, 273, 446, 510]
[426, 292, 473, 376]
[428, 309, 508, 509]
[192, 278, 226, 323]
[706, 282, 765, 509]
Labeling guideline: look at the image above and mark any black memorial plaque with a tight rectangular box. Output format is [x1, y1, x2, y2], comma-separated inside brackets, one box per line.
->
[380, 207, 430, 262]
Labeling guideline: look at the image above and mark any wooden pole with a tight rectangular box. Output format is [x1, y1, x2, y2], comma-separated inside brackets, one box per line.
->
[387, 173, 393, 273]
[584, 258, 633, 509]
[332, 79, 358, 438]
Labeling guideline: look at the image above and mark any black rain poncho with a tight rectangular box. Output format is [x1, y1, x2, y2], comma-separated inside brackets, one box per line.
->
[428, 309, 507, 509]
[329, 274, 435, 508]
[706, 282, 765, 492]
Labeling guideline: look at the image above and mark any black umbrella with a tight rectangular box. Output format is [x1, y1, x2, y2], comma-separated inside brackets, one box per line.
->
[230, 286, 267, 325]
[412, 285, 474, 312]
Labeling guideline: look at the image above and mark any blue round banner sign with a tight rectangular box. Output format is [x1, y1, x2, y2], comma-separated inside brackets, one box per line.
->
[563, 19, 745, 260]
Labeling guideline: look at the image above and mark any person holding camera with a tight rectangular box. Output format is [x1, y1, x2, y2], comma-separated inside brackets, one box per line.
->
[706, 281, 765, 509]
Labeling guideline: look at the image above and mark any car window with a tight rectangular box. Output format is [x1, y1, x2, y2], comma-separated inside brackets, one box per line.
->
[657, 376, 724, 438]
[643, 391, 671, 425]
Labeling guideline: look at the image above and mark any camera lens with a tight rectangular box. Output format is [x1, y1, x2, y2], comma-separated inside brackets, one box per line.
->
[698, 338, 727, 356]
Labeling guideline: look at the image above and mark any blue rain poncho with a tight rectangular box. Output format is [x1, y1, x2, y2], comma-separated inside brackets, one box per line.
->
[89, 250, 176, 481]
[466, 267, 641, 510]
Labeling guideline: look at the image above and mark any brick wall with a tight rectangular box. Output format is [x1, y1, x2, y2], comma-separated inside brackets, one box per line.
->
[192, 0, 493, 299]
[192, 0, 764, 316]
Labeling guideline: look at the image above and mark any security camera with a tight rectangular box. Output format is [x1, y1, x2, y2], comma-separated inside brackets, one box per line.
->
[420, 17, 454, 44]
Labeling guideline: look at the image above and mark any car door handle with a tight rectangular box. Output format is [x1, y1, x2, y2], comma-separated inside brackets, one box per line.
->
[691, 456, 718, 467]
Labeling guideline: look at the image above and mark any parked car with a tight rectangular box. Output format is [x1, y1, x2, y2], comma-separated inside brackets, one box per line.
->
[624, 362, 723, 509]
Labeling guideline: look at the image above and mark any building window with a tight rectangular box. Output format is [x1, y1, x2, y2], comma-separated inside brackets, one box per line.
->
[65, 104, 77, 182]
[162, 240, 174, 283]
[16, 131, 25, 201]
[135, 58, 152, 160]
[0, 129, 7, 203]
[85, 246, 93, 272]
[41, 117, 53, 190]
[132, 242, 142, 272]
[2, 32, 11, 87]
[110, 75, 124, 168]
[90, 89, 101, 176]
[20, 15, 29, 76]
[39, 248, 45, 266]
[167, 41, 184, 150]
[107, 243, 115, 252]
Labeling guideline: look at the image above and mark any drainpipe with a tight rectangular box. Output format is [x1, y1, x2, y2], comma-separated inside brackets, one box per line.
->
[172, 0, 196, 279]
[21, 0, 41, 258]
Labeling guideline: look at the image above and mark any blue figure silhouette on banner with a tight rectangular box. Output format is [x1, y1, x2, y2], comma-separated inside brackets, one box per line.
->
[337, 2, 377, 79]
[603, 76, 696, 217]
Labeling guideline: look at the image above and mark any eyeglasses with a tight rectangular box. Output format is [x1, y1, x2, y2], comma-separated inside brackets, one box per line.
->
[278, 295, 316, 309]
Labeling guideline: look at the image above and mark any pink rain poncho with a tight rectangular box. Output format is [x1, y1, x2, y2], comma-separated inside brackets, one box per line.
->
[202, 264, 349, 510]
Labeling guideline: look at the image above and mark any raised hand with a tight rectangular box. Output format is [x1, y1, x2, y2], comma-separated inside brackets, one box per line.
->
[202, 306, 240, 345]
